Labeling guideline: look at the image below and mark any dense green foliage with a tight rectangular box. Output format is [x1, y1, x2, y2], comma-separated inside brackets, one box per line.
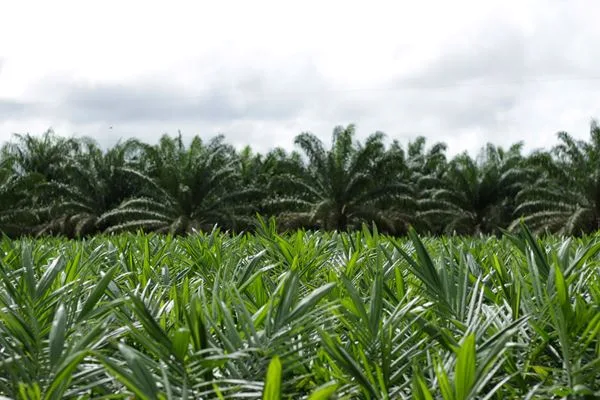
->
[2, 120, 600, 237]
[1, 220, 599, 398]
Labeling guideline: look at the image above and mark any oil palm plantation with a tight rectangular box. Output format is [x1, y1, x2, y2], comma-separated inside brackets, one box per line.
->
[269, 124, 412, 233]
[513, 120, 600, 234]
[99, 133, 260, 234]
[4, 120, 600, 236]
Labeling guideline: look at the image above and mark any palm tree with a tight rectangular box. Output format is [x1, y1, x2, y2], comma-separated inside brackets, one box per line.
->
[99, 133, 260, 234]
[269, 124, 412, 233]
[238, 145, 305, 225]
[0, 157, 43, 237]
[406, 136, 448, 177]
[239, 146, 304, 191]
[1, 129, 81, 182]
[0, 130, 91, 235]
[420, 142, 529, 235]
[38, 138, 146, 237]
[513, 120, 600, 235]
[403, 136, 449, 234]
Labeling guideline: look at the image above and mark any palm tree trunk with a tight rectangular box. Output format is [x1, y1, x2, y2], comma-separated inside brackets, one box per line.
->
[337, 212, 348, 232]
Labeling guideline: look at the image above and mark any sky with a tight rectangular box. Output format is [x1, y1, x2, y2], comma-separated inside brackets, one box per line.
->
[1, 0, 599, 157]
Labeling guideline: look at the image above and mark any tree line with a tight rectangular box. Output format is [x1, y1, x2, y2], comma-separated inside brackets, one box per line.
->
[1, 120, 599, 238]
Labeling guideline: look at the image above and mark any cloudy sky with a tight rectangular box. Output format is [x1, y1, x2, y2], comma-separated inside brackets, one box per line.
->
[1, 0, 599, 156]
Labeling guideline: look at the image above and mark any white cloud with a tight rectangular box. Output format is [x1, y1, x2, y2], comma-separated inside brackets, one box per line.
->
[1, 0, 599, 156]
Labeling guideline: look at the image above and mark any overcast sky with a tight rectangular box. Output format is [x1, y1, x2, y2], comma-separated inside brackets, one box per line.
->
[1, 0, 599, 156]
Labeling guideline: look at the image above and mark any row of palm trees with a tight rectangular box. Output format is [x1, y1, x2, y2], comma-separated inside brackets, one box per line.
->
[1, 120, 600, 238]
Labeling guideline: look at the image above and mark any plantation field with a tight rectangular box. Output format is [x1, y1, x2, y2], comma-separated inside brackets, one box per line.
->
[1, 221, 600, 399]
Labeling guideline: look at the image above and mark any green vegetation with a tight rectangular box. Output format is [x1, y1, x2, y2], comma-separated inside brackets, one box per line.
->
[0, 220, 599, 398]
[2, 120, 600, 237]
[2, 122, 600, 397]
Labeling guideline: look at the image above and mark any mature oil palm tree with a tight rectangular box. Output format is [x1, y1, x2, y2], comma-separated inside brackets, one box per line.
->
[420, 142, 529, 235]
[239, 146, 305, 191]
[406, 136, 448, 177]
[0, 158, 43, 237]
[1, 130, 90, 234]
[403, 136, 449, 234]
[513, 120, 600, 234]
[99, 133, 260, 234]
[269, 124, 412, 233]
[1, 129, 81, 182]
[238, 145, 306, 226]
[38, 138, 146, 237]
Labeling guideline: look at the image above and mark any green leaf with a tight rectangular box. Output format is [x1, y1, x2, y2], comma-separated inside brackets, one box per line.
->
[369, 264, 384, 336]
[307, 381, 339, 400]
[284, 282, 334, 325]
[48, 304, 67, 367]
[340, 274, 369, 324]
[520, 222, 550, 279]
[77, 265, 118, 322]
[435, 358, 455, 400]
[273, 271, 299, 330]
[172, 327, 191, 361]
[129, 294, 174, 355]
[18, 382, 41, 400]
[119, 343, 159, 400]
[22, 243, 37, 300]
[394, 266, 405, 300]
[263, 355, 282, 400]
[567, 240, 600, 276]
[44, 351, 87, 400]
[97, 352, 154, 400]
[455, 333, 476, 400]
[320, 331, 379, 398]
[36, 256, 66, 300]
[553, 264, 569, 312]
[412, 369, 434, 400]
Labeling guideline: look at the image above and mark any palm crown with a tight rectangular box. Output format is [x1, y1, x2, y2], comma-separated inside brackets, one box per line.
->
[99, 133, 259, 234]
[514, 120, 600, 235]
[420, 142, 528, 235]
[270, 124, 411, 232]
